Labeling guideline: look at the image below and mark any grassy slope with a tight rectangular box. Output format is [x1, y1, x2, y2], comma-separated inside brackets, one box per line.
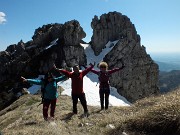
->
[0, 89, 180, 135]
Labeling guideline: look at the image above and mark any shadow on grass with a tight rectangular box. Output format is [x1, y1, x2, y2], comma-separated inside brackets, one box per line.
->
[61, 112, 75, 122]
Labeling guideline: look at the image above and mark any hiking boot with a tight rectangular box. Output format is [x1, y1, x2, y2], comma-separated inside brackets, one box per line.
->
[73, 110, 77, 114]
[83, 111, 90, 117]
[49, 117, 55, 121]
[101, 107, 104, 110]
[44, 117, 48, 121]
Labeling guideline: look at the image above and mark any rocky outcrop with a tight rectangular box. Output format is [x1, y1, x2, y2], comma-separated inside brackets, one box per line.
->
[105, 40, 159, 102]
[91, 11, 139, 56]
[91, 12, 159, 102]
[0, 11, 159, 109]
[63, 20, 86, 45]
[63, 45, 86, 67]
[0, 20, 86, 110]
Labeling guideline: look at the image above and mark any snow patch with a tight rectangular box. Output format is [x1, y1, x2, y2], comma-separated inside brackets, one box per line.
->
[27, 75, 44, 94]
[81, 40, 119, 69]
[59, 41, 131, 106]
[27, 40, 131, 106]
[45, 38, 59, 50]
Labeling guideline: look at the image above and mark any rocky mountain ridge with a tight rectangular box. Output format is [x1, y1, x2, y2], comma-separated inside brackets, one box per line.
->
[0, 11, 159, 110]
[91, 12, 159, 102]
[0, 20, 87, 110]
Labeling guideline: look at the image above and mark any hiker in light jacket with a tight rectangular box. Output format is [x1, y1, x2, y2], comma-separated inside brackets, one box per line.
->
[90, 61, 125, 110]
[21, 72, 66, 121]
[54, 63, 95, 117]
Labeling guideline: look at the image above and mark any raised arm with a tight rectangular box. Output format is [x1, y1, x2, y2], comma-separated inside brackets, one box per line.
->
[21, 76, 43, 85]
[82, 63, 95, 76]
[108, 68, 121, 74]
[27, 79, 43, 85]
[57, 69, 71, 78]
[90, 68, 99, 75]
[108, 65, 125, 74]
[54, 75, 68, 82]
[53, 64, 71, 78]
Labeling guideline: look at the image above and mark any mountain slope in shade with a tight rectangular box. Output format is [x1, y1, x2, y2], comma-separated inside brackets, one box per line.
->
[156, 61, 180, 71]
[159, 70, 180, 92]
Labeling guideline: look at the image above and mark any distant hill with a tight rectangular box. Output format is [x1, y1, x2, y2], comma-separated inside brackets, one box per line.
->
[159, 70, 180, 92]
[151, 54, 180, 92]
[156, 61, 180, 72]
[151, 52, 180, 72]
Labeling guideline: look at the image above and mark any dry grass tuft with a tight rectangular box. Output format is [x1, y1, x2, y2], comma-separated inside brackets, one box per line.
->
[109, 89, 180, 135]
[0, 89, 180, 135]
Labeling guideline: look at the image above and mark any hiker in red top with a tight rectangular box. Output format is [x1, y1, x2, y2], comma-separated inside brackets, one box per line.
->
[91, 61, 125, 110]
[54, 63, 95, 116]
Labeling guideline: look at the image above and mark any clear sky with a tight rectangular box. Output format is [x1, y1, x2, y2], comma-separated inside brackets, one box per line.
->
[0, 0, 180, 53]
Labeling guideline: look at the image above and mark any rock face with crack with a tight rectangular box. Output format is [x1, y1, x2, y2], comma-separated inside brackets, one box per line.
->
[0, 11, 159, 110]
[91, 11, 159, 102]
[0, 20, 87, 110]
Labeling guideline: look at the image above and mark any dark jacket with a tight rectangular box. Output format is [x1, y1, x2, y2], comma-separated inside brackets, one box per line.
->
[91, 68, 121, 89]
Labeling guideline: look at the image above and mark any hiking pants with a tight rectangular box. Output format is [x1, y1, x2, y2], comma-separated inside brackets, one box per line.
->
[99, 88, 110, 110]
[43, 98, 57, 119]
[72, 93, 88, 114]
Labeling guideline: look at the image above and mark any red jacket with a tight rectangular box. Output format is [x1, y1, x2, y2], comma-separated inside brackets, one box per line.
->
[59, 65, 93, 95]
[91, 68, 121, 89]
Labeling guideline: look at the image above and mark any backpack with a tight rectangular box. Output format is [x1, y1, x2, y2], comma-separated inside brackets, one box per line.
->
[39, 79, 48, 105]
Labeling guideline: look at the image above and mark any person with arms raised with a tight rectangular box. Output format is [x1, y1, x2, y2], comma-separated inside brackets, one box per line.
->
[54, 63, 95, 117]
[90, 61, 125, 110]
[21, 72, 67, 121]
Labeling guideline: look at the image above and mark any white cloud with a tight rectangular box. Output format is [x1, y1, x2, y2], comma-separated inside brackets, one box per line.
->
[0, 12, 7, 24]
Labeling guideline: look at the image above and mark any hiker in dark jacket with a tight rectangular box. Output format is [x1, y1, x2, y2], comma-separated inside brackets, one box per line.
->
[90, 61, 125, 110]
[54, 63, 95, 116]
[21, 72, 66, 121]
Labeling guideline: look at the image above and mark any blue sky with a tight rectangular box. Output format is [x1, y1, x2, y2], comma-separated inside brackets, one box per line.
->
[0, 0, 180, 53]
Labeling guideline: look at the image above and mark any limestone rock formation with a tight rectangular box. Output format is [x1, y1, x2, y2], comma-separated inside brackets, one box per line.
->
[63, 20, 86, 45]
[91, 11, 159, 102]
[0, 20, 86, 110]
[91, 11, 139, 56]
[0, 11, 159, 109]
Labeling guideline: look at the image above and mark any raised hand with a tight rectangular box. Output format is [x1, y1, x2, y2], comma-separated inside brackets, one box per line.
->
[82, 65, 87, 69]
[52, 63, 57, 69]
[21, 76, 27, 82]
[89, 62, 96, 67]
[121, 64, 125, 69]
